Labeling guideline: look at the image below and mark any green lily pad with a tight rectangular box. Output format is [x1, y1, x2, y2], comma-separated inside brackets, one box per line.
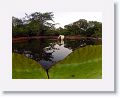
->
[12, 53, 48, 79]
[49, 45, 102, 79]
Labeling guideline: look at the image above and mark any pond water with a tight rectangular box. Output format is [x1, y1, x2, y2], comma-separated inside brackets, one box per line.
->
[12, 38, 102, 70]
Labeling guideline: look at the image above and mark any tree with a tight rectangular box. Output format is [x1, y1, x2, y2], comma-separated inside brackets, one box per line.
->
[12, 17, 23, 27]
[12, 17, 25, 37]
[64, 19, 88, 35]
[64, 19, 102, 37]
[73, 19, 88, 30]
[86, 21, 102, 37]
[26, 12, 54, 35]
[12, 13, 102, 38]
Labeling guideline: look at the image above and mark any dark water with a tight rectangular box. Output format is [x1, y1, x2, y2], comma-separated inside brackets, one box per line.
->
[12, 38, 102, 70]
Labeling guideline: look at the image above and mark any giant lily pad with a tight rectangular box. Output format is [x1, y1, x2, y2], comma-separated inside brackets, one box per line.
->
[49, 45, 102, 79]
[12, 53, 48, 79]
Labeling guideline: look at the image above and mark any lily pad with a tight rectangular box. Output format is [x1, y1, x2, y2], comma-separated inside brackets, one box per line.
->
[49, 45, 102, 79]
[12, 53, 48, 79]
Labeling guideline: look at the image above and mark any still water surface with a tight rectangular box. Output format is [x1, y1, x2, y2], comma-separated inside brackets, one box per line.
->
[12, 38, 101, 70]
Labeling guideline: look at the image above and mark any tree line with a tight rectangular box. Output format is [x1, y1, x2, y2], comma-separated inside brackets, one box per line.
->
[12, 12, 102, 37]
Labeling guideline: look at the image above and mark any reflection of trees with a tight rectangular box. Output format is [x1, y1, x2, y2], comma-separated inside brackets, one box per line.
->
[64, 40, 81, 50]
[12, 39, 56, 62]
[12, 38, 102, 66]
[64, 38, 102, 50]
[85, 38, 102, 45]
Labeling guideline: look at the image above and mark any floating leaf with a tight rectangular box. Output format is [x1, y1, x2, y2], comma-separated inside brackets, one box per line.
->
[49, 45, 102, 79]
[12, 53, 48, 79]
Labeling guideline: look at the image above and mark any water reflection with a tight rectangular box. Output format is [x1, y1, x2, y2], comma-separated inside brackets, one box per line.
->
[12, 38, 101, 69]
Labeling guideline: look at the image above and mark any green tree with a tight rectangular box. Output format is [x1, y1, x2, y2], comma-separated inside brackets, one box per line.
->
[86, 21, 102, 37]
[12, 13, 102, 38]
[73, 19, 88, 30]
[12, 17, 23, 27]
[26, 12, 54, 36]
[12, 17, 25, 37]
[64, 19, 102, 37]
[64, 19, 88, 35]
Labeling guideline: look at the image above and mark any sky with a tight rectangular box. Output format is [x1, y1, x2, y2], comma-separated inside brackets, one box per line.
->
[13, 12, 102, 28]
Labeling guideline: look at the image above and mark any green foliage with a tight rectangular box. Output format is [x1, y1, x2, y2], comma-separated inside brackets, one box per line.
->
[28, 12, 54, 35]
[64, 19, 102, 37]
[12, 12, 55, 37]
[86, 21, 102, 37]
[12, 53, 48, 79]
[12, 12, 102, 37]
[49, 45, 102, 79]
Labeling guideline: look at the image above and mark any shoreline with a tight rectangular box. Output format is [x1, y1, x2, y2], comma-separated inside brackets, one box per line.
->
[12, 36, 102, 42]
